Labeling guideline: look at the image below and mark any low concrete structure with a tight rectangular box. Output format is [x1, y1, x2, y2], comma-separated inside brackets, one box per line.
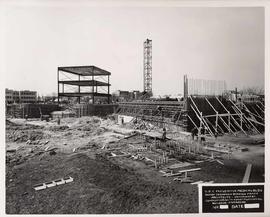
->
[51, 110, 76, 119]
[75, 103, 118, 117]
[6, 103, 60, 118]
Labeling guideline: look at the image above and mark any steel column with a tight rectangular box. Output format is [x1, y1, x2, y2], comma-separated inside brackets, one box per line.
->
[78, 75, 80, 104]
[108, 75, 110, 104]
[57, 68, 59, 104]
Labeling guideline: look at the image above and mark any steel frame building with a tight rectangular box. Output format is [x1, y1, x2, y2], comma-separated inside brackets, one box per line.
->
[57, 66, 111, 104]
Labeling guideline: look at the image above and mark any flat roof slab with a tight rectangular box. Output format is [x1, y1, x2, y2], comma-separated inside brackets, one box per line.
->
[58, 66, 111, 76]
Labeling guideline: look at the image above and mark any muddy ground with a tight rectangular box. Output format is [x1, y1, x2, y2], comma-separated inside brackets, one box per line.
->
[6, 117, 265, 214]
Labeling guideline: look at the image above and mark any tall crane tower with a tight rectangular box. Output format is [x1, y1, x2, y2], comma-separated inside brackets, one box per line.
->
[143, 39, 152, 95]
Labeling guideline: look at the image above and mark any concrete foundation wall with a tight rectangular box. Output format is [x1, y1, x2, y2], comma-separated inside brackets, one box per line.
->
[6, 104, 61, 118]
[51, 111, 76, 119]
[75, 104, 118, 117]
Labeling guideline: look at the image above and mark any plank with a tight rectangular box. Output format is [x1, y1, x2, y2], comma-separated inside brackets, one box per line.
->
[165, 168, 201, 177]
[242, 164, 252, 183]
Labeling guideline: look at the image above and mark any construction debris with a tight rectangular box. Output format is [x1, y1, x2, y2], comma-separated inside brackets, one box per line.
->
[190, 180, 214, 185]
[34, 176, 74, 191]
[6, 115, 264, 214]
[163, 168, 201, 177]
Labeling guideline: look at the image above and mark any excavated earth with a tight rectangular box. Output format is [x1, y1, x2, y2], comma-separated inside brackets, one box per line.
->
[6, 117, 264, 214]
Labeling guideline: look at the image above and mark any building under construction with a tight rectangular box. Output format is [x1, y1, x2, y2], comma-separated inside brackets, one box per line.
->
[54, 40, 264, 137]
[116, 73, 264, 137]
[6, 38, 265, 214]
[114, 39, 264, 136]
[57, 65, 111, 104]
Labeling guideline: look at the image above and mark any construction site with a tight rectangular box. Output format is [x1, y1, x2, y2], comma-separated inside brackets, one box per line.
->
[6, 39, 265, 214]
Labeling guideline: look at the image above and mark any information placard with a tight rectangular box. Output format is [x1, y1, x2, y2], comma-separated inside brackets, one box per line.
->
[199, 184, 264, 213]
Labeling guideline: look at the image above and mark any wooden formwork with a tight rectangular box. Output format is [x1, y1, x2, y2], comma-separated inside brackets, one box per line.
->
[187, 96, 264, 137]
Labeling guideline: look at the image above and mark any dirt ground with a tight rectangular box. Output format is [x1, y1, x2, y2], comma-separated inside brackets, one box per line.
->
[6, 116, 265, 214]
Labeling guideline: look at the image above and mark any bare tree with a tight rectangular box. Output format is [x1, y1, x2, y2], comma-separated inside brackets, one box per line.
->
[241, 86, 264, 95]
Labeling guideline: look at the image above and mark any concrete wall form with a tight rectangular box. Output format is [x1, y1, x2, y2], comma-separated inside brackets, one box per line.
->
[75, 104, 118, 117]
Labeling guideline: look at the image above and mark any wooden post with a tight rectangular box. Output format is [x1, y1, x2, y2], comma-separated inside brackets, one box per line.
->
[215, 112, 218, 134]
[92, 75, 94, 104]
[228, 99, 255, 135]
[78, 75, 81, 104]
[108, 75, 110, 104]
[57, 68, 59, 104]
[256, 103, 264, 114]
[228, 112, 231, 132]
[240, 113, 243, 129]
[216, 97, 247, 135]
[252, 106, 263, 119]
[242, 164, 252, 183]
[200, 112, 203, 129]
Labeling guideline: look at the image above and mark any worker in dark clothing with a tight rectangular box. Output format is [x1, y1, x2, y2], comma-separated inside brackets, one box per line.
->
[191, 127, 198, 140]
[162, 127, 167, 141]
[57, 116, 61, 125]
[214, 130, 218, 140]
[200, 126, 206, 143]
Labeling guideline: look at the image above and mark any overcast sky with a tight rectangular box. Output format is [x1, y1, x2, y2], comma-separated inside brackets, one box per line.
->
[3, 4, 265, 96]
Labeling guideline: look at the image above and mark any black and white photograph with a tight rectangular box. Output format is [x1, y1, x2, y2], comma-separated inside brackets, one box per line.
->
[2, 0, 269, 215]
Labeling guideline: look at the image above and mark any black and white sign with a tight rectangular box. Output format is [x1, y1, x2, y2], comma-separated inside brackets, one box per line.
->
[200, 184, 264, 213]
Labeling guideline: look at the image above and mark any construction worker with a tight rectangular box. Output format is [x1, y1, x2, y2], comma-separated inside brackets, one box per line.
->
[200, 126, 206, 143]
[162, 127, 167, 141]
[214, 130, 218, 140]
[57, 116, 61, 125]
[191, 127, 198, 140]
